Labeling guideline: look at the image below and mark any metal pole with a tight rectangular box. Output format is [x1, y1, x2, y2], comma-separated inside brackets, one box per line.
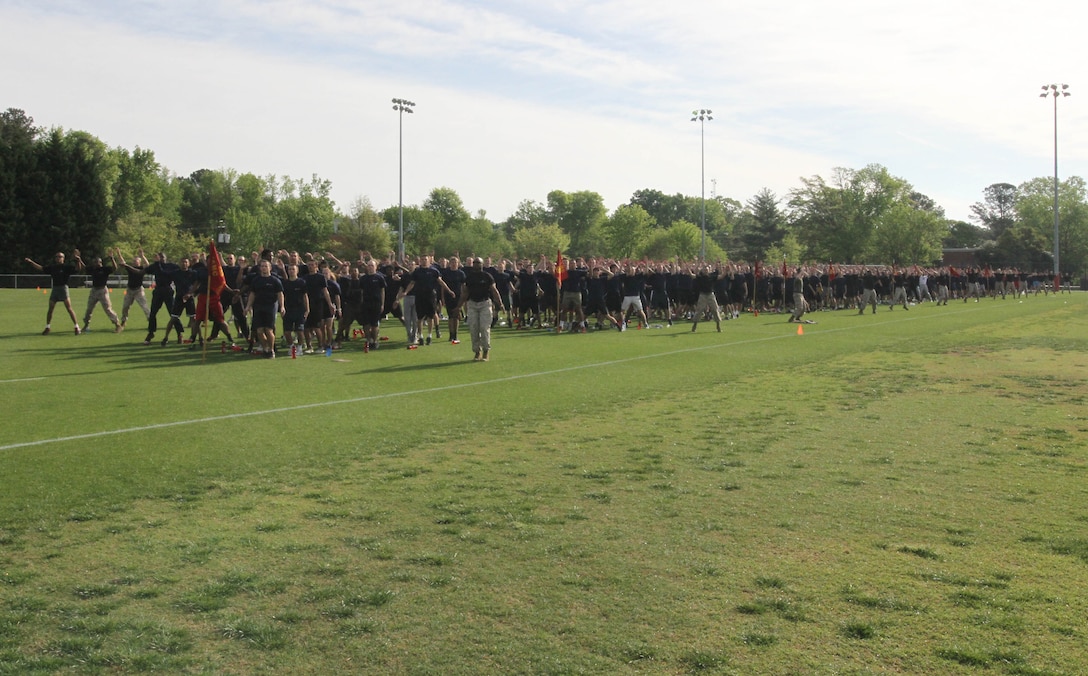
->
[398, 107, 404, 264]
[690, 109, 712, 261]
[392, 98, 415, 264]
[1040, 84, 1069, 277]
[700, 117, 706, 261]
[1052, 91, 1060, 277]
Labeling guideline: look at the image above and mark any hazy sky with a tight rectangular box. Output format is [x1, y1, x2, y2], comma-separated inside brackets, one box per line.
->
[3, 0, 1084, 224]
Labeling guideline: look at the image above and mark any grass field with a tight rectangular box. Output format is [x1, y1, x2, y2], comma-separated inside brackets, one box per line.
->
[2, 288, 1087, 674]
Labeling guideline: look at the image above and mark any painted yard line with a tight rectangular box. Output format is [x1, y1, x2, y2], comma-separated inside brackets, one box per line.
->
[0, 377, 45, 384]
[0, 305, 994, 452]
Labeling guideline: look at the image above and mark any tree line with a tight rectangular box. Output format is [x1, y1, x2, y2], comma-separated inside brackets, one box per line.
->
[2, 108, 1085, 273]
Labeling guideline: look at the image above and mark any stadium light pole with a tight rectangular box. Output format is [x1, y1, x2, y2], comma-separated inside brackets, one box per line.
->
[1040, 84, 1069, 278]
[392, 98, 416, 263]
[690, 109, 712, 260]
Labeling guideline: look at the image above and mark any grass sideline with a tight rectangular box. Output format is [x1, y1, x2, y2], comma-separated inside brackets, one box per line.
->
[2, 288, 1087, 673]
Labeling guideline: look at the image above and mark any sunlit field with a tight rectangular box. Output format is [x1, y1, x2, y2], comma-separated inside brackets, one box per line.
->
[2, 288, 1087, 674]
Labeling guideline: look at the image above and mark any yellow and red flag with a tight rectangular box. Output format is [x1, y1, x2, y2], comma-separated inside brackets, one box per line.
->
[207, 240, 227, 298]
[555, 250, 567, 286]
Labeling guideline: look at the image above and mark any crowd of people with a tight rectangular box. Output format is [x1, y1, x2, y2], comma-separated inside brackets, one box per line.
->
[26, 247, 1073, 359]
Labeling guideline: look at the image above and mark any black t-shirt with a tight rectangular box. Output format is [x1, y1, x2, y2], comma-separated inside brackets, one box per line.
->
[464, 269, 496, 303]
[88, 265, 114, 289]
[360, 273, 388, 306]
[283, 277, 308, 314]
[43, 263, 77, 287]
[124, 265, 146, 290]
[441, 268, 466, 301]
[250, 275, 284, 311]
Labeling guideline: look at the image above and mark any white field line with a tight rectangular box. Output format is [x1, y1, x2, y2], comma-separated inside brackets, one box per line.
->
[0, 307, 987, 451]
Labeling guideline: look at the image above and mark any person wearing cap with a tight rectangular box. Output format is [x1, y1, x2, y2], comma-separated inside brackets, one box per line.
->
[458, 257, 505, 361]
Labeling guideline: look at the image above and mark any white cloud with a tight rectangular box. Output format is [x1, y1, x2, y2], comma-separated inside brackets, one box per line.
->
[3, 0, 1086, 229]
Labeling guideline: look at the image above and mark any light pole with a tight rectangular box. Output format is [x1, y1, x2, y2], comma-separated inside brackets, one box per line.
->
[691, 109, 712, 260]
[392, 98, 416, 263]
[1040, 84, 1070, 278]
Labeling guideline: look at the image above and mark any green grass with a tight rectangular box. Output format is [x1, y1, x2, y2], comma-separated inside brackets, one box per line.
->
[2, 288, 1088, 673]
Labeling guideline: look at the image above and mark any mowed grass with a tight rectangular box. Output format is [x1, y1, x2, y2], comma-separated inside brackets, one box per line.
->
[1, 288, 1087, 674]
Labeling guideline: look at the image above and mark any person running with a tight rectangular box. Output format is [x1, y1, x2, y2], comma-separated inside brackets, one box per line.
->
[458, 257, 506, 361]
[82, 254, 122, 333]
[24, 249, 84, 335]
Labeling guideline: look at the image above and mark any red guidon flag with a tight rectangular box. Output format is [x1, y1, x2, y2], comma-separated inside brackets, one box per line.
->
[207, 240, 227, 298]
[555, 249, 567, 286]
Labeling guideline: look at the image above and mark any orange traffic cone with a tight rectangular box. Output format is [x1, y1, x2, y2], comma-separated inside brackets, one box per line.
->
[797, 324, 804, 336]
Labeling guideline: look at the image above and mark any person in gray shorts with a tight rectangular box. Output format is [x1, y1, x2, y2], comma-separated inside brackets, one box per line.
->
[24, 249, 84, 335]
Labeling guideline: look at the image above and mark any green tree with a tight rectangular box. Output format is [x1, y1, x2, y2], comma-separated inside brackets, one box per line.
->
[628, 188, 686, 228]
[1016, 176, 1088, 274]
[970, 182, 1018, 238]
[271, 175, 336, 254]
[434, 211, 511, 260]
[423, 186, 471, 232]
[0, 108, 40, 269]
[381, 205, 442, 258]
[109, 212, 201, 262]
[640, 220, 725, 261]
[109, 146, 164, 224]
[764, 232, 804, 269]
[788, 164, 912, 262]
[868, 202, 948, 265]
[334, 197, 392, 259]
[978, 225, 1051, 270]
[501, 198, 550, 238]
[34, 128, 113, 256]
[511, 223, 569, 260]
[944, 220, 988, 248]
[547, 189, 606, 255]
[178, 168, 233, 237]
[739, 188, 787, 260]
[603, 204, 654, 258]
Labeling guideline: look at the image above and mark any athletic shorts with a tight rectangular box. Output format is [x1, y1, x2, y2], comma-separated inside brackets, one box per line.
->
[282, 312, 306, 332]
[195, 294, 225, 323]
[415, 293, 436, 319]
[50, 286, 70, 303]
[252, 308, 277, 330]
[621, 296, 644, 313]
[359, 303, 383, 327]
[561, 291, 583, 311]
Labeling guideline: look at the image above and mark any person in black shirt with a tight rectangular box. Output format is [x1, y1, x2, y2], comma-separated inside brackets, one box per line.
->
[440, 257, 466, 344]
[244, 259, 285, 358]
[114, 248, 150, 330]
[691, 264, 722, 332]
[138, 249, 177, 345]
[458, 257, 506, 361]
[358, 259, 388, 350]
[281, 263, 309, 353]
[24, 249, 84, 335]
[162, 255, 197, 345]
[515, 261, 541, 329]
[82, 255, 122, 333]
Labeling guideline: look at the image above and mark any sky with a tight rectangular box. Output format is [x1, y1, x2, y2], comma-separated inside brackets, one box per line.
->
[3, 0, 1085, 225]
